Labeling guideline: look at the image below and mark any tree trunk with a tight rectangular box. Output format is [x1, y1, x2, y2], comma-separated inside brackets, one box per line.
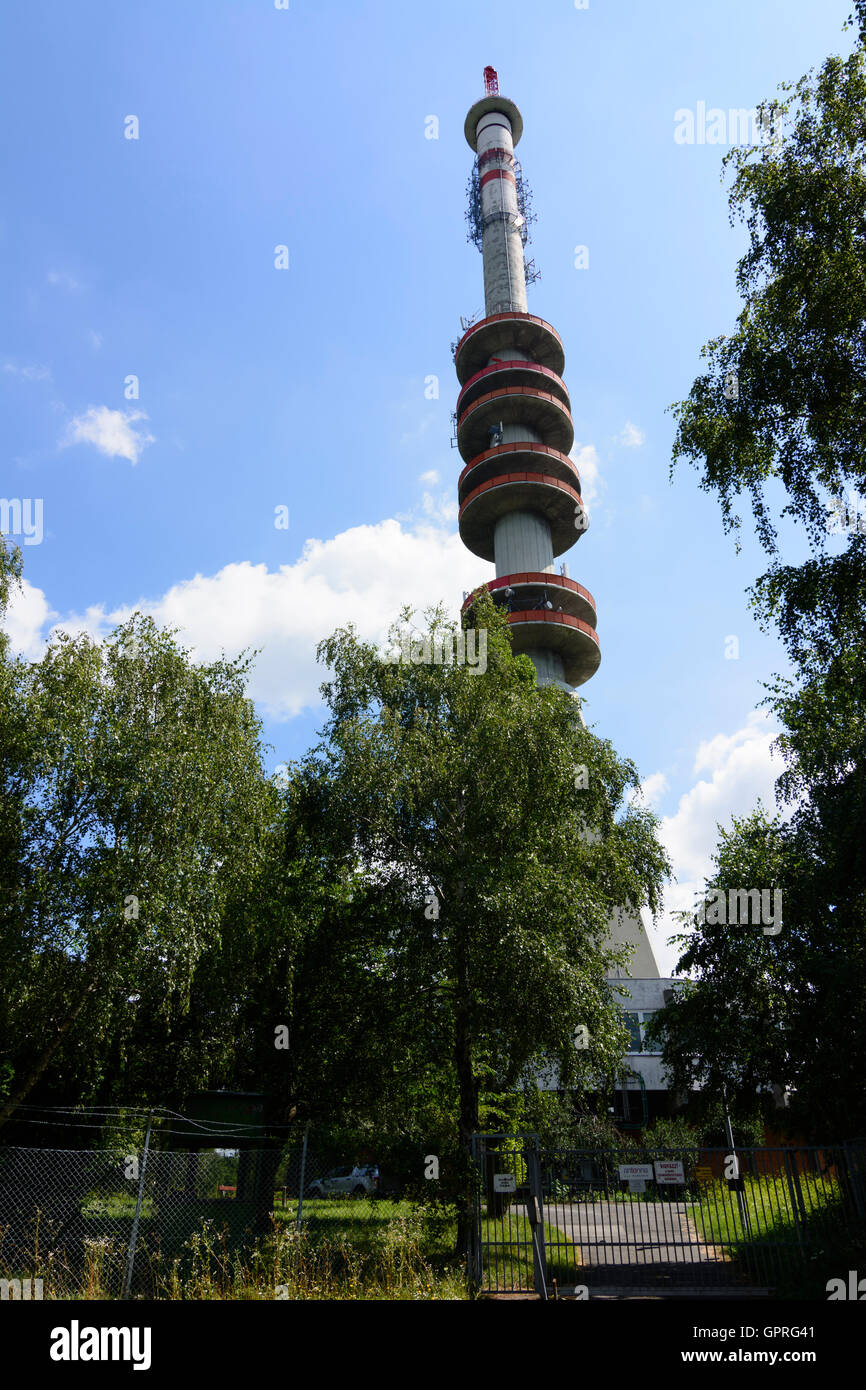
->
[454, 1002, 478, 1261]
[0, 976, 98, 1131]
[452, 790, 478, 1265]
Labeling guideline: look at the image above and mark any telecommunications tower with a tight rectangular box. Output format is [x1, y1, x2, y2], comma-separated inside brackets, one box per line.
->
[456, 66, 600, 694]
[455, 69, 661, 988]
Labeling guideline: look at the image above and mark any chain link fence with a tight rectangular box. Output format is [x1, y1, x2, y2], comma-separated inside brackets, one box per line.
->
[0, 1140, 319, 1299]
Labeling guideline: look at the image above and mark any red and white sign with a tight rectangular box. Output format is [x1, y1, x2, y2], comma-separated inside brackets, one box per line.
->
[654, 1160, 685, 1184]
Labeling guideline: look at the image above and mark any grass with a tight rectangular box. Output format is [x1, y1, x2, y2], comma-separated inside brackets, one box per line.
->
[8, 1181, 858, 1299]
[687, 1172, 850, 1287]
[0, 1196, 468, 1300]
[774, 1215, 866, 1300]
[280, 1197, 454, 1255]
[285, 1197, 584, 1291]
[82, 1194, 153, 1219]
[280, 1196, 414, 1237]
[689, 1172, 843, 1244]
[479, 1208, 582, 1290]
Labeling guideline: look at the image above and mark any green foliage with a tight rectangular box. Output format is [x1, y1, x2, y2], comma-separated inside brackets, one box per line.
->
[693, 1101, 765, 1149]
[508, 1088, 582, 1148]
[0, 593, 280, 1124]
[845, 2, 866, 51]
[0, 548, 669, 1176]
[635, 1118, 701, 1184]
[649, 796, 866, 1139]
[664, 20, 866, 1145]
[569, 1111, 636, 1152]
[290, 595, 668, 1167]
[670, 45, 866, 554]
[640, 1116, 700, 1152]
[647, 809, 790, 1106]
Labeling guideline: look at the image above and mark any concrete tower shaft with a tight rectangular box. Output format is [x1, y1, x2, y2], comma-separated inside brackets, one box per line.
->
[494, 509, 554, 576]
[458, 73, 660, 986]
[475, 114, 527, 317]
[464, 72, 528, 319]
[459, 68, 600, 692]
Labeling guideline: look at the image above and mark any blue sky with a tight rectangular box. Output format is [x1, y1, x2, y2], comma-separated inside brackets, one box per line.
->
[1, 0, 855, 973]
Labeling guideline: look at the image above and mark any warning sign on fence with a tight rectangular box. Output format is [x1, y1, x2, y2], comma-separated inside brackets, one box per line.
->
[493, 1173, 516, 1193]
[653, 1160, 685, 1184]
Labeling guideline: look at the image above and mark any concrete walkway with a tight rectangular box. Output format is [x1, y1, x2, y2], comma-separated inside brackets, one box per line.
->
[543, 1200, 734, 1286]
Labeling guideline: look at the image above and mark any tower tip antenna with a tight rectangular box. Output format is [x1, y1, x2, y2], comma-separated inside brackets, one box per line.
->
[483, 66, 499, 96]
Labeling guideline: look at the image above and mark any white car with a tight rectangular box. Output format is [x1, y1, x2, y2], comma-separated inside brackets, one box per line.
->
[307, 1164, 379, 1199]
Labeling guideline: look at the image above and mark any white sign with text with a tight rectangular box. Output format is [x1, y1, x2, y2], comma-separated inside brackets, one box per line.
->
[653, 1160, 685, 1184]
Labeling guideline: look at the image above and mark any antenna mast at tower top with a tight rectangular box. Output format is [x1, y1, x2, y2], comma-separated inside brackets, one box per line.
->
[483, 66, 499, 95]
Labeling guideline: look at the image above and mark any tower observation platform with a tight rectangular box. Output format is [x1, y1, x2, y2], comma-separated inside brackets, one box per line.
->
[458, 67, 600, 691]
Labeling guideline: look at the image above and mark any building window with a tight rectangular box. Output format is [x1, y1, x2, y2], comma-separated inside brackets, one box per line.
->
[622, 1010, 660, 1055]
[623, 1012, 642, 1052]
[639, 1010, 659, 1055]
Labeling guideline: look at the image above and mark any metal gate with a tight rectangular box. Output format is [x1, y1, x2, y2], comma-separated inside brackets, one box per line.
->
[470, 1133, 549, 1297]
[471, 1136, 865, 1295]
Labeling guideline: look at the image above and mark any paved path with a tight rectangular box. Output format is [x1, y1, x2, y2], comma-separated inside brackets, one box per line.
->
[543, 1201, 732, 1284]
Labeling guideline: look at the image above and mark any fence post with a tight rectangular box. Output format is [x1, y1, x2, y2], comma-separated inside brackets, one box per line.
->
[843, 1142, 866, 1221]
[122, 1112, 153, 1301]
[295, 1121, 310, 1232]
[525, 1148, 548, 1301]
[468, 1135, 482, 1295]
[722, 1095, 751, 1238]
[783, 1148, 806, 1256]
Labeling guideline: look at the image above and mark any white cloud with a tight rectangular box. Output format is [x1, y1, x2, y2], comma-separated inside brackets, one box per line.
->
[88, 330, 103, 350]
[692, 716, 775, 781]
[571, 442, 600, 510]
[416, 468, 457, 522]
[23, 519, 492, 720]
[398, 414, 436, 448]
[397, 470, 458, 528]
[47, 270, 81, 292]
[3, 362, 52, 382]
[62, 406, 155, 465]
[421, 488, 458, 525]
[4, 579, 57, 660]
[620, 421, 645, 448]
[629, 770, 669, 809]
[4, 362, 51, 383]
[639, 709, 782, 976]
